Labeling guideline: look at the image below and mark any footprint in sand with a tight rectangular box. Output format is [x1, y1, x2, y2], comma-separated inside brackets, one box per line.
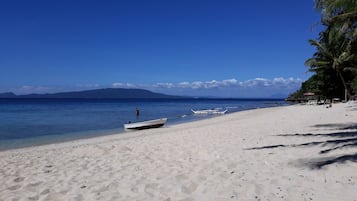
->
[27, 195, 39, 201]
[181, 182, 198, 194]
[13, 177, 25, 183]
[175, 174, 198, 194]
[40, 189, 50, 195]
[25, 181, 43, 191]
[144, 183, 159, 196]
[8, 185, 21, 191]
[176, 174, 189, 181]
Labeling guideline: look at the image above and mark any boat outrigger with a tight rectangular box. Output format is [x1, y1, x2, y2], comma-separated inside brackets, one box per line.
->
[191, 109, 227, 115]
[124, 118, 168, 131]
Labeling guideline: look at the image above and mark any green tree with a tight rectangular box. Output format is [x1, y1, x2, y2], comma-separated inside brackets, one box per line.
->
[304, 0, 357, 101]
[305, 28, 353, 100]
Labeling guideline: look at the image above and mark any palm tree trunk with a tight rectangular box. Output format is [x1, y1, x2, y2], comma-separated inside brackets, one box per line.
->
[337, 70, 349, 101]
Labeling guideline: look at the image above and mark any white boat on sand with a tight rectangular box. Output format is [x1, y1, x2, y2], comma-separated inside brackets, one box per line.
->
[124, 118, 168, 131]
[191, 109, 227, 115]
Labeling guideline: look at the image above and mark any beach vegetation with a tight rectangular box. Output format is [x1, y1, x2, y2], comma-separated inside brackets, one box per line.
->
[290, 0, 357, 101]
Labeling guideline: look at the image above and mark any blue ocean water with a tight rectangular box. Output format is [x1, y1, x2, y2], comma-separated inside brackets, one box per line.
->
[0, 98, 286, 150]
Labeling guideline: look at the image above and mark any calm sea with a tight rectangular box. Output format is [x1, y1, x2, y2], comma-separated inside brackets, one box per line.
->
[0, 98, 286, 150]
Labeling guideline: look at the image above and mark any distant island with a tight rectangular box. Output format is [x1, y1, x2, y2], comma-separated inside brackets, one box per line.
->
[0, 88, 185, 99]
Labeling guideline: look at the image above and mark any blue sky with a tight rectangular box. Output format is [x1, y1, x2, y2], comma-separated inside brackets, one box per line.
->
[0, 0, 321, 98]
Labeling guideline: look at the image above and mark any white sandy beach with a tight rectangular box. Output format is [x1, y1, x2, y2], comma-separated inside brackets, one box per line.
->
[1, 102, 357, 201]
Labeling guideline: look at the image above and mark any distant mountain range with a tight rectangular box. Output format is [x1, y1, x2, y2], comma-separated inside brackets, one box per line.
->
[0, 88, 185, 99]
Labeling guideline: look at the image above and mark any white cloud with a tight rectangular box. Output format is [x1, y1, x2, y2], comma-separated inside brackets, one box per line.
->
[4, 77, 303, 98]
[110, 77, 302, 91]
[18, 85, 51, 94]
[158, 79, 239, 89]
[177, 82, 191, 88]
[112, 82, 136, 88]
[238, 77, 302, 88]
[222, 79, 238, 86]
[147, 77, 303, 97]
[192, 81, 204, 89]
[153, 82, 175, 88]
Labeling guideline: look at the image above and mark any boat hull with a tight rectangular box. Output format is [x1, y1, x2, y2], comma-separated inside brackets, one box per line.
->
[124, 118, 168, 131]
[191, 109, 218, 114]
[191, 109, 227, 115]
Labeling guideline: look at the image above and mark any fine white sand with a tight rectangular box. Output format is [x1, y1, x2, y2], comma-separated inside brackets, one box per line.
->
[1, 102, 357, 201]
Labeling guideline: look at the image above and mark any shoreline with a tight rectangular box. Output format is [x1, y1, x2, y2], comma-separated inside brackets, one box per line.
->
[0, 106, 270, 152]
[1, 102, 356, 200]
[0, 103, 286, 151]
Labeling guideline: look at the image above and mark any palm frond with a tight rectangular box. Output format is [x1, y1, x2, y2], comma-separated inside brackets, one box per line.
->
[344, 67, 357, 73]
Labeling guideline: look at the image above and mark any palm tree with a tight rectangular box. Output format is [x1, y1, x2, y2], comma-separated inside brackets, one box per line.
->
[305, 27, 353, 100]
[316, 0, 357, 49]
[315, 0, 357, 25]
[305, 0, 357, 101]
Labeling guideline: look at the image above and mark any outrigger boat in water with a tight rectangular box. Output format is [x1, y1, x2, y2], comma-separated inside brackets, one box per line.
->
[124, 118, 168, 131]
[191, 109, 227, 115]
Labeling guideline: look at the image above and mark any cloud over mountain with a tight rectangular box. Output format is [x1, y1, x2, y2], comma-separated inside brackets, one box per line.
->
[1, 77, 302, 98]
[112, 77, 303, 98]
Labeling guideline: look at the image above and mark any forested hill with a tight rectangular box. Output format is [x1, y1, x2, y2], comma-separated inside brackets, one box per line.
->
[0, 88, 184, 99]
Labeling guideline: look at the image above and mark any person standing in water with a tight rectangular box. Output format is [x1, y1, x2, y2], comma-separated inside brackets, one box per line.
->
[136, 107, 140, 117]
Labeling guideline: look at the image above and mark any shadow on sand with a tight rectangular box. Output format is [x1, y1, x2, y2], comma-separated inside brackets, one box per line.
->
[246, 123, 357, 169]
